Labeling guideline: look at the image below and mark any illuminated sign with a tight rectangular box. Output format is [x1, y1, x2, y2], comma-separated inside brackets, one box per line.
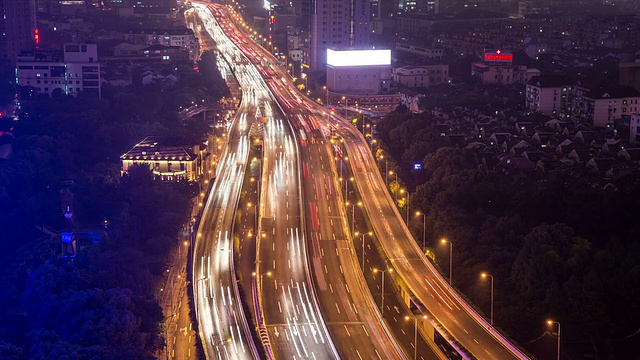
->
[263, 0, 271, 10]
[484, 49, 512, 62]
[326, 49, 391, 67]
[414, 163, 422, 170]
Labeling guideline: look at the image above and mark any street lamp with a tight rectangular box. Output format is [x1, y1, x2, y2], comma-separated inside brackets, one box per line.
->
[323, 85, 329, 105]
[378, 155, 388, 181]
[440, 238, 453, 285]
[354, 231, 373, 269]
[372, 268, 392, 316]
[481, 272, 494, 326]
[178, 238, 189, 258]
[252, 270, 272, 283]
[343, 176, 354, 198]
[342, 96, 348, 119]
[415, 211, 426, 252]
[388, 170, 398, 187]
[346, 201, 362, 233]
[401, 190, 409, 223]
[547, 320, 561, 360]
[247, 202, 257, 231]
[404, 315, 428, 360]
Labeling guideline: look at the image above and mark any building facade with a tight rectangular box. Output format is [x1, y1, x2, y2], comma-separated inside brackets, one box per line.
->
[123, 28, 199, 61]
[326, 48, 391, 94]
[310, 0, 370, 71]
[580, 84, 640, 128]
[630, 113, 640, 144]
[525, 76, 572, 117]
[120, 136, 202, 182]
[393, 64, 450, 88]
[395, 43, 444, 59]
[16, 43, 101, 98]
[0, 0, 37, 65]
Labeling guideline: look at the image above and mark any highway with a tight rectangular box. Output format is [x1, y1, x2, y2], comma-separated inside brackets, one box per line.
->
[211, 6, 528, 360]
[191, 4, 261, 359]
[194, 3, 339, 359]
[191, 103, 257, 359]
[192, 2, 408, 359]
[193, 2, 527, 359]
[315, 111, 529, 360]
[257, 107, 338, 359]
[294, 109, 406, 360]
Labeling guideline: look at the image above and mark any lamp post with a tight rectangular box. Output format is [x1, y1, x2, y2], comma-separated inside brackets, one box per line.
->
[396, 189, 409, 217]
[252, 270, 272, 283]
[178, 239, 189, 263]
[247, 202, 257, 231]
[355, 231, 373, 269]
[372, 268, 392, 316]
[389, 170, 398, 186]
[440, 238, 453, 285]
[389, 171, 399, 201]
[323, 86, 329, 105]
[547, 320, 561, 360]
[404, 315, 428, 360]
[416, 211, 426, 252]
[347, 201, 362, 233]
[342, 96, 348, 119]
[481, 272, 494, 326]
[345, 176, 353, 198]
[252, 270, 272, 308]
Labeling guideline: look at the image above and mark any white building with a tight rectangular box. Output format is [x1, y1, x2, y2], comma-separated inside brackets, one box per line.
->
[326, 49, 391, 94]
[16, 43, 101, 98]
[630, 114, 640, 144]
[525, 76, 572, 118]
[393, 64, 450, 88]
[581, 84, 640, 128]
[120, 136, 202, 182]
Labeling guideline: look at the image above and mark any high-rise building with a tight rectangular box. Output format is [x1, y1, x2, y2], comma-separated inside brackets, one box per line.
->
[0, 0, 37, 65]
[310, 0, 370, 71]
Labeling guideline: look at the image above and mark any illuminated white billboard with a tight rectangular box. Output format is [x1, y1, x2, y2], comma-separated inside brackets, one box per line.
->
[326, 49, 391, 67]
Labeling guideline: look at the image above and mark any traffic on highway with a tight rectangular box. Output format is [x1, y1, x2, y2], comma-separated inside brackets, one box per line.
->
[191, 1, 529, 359]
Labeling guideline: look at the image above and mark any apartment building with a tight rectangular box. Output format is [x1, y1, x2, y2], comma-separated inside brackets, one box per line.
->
[16, 43, 101, 98]
[581, 84, 640, 128]
[525, 76, 572, 117]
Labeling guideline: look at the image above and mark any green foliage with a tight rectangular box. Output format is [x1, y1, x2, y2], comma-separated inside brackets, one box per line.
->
[376, 108, 640, 355]
[1, 49, 229, 355]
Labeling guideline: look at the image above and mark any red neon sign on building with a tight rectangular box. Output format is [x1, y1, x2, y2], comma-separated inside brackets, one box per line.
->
[484, 49, 512, 62]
